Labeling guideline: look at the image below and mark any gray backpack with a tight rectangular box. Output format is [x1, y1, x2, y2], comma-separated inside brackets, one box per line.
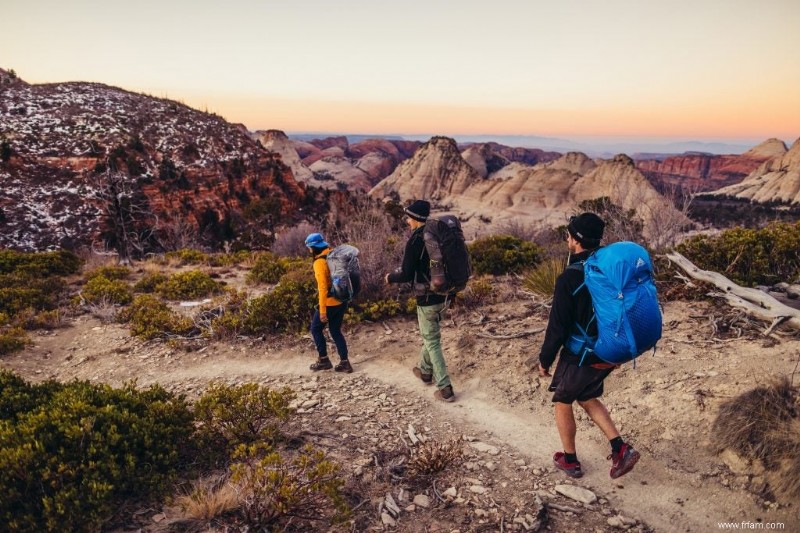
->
[326, 245, 361, 302]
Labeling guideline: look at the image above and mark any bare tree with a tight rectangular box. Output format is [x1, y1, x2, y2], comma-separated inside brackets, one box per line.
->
[91, 169, 158, 265]
[642, 183, 697, 251]
[158, 213, 201, 251]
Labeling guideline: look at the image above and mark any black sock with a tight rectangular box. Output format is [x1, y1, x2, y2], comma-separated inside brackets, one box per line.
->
[610, 436, 624, 454]
[565, 452, 578, 464]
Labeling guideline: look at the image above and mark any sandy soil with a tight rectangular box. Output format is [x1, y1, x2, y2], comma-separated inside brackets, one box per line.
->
[3, 279, 799, 532]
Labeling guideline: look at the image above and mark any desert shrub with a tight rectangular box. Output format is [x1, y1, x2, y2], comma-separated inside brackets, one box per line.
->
[272, 221, 317, 258]
[677, 222, 800, 286]
[133, 271, 169, 293]
[0, 249, 81, 277]
[0, 326, 28, 356]
[576, 197, 645, 245]
[241, 269, 316, 334]
[346, 298, 403, 323]
[711, 378, 800, 500]
[0, 375, 195, 531]
[194, 382, 295, 457]
[457, 277, 495, 308]
[84, 265, 131, 281]
[0, 272, 68, 317]
[710, 378, 798, 466]
[247, 252, 286, 284]
[166, 248, 209, 266]
[230, 444, 349, 529]
[9, 307, 63, 330]
[469, 234, 542, 276]
[406, 439, 464, 481]
[81, 275, 133, 305]
[158, 270, 221, 300]
[117, 294, 195, 339]
[522, 257, 567, 298]
[207, 250, 253, 267]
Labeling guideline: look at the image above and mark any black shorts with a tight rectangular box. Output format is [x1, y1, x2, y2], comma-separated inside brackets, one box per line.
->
[549, 357, 615, 404]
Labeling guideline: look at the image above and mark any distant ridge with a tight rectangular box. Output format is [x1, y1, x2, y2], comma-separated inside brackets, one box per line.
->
[287, 131, 773, 157]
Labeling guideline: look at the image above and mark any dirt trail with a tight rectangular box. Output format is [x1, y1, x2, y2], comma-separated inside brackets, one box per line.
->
[5, 298, 800, 532]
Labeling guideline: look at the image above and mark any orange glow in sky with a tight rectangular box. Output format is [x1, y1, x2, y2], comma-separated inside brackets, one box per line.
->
[3, 0, 799, 142]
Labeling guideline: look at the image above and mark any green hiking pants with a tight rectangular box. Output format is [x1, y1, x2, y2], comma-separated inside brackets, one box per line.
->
[416, 302, 451, 390]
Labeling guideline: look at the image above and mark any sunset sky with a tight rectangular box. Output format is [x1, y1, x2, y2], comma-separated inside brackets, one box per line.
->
[3, 0, 799, 143]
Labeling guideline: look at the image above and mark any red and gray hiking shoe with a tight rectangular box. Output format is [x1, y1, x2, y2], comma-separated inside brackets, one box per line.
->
[553, 452, 584, 478]
[608, 443, 640, 479]
[413, 367, 433, 385]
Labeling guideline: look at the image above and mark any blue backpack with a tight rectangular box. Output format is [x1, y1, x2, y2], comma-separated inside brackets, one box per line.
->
[565, 241, 662, 366]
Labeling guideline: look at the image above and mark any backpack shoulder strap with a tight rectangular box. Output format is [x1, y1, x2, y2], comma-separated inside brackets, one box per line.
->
[566, 260, 586, 296]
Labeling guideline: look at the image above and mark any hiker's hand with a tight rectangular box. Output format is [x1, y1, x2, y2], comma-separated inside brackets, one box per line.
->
[384, 273, 390, 284]
[538, 364, 551, 378]
[320, 314, 328, 323]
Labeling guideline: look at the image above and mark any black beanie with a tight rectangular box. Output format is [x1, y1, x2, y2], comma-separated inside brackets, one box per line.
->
[568, 212, 605, 248]
[404, 200, 430, 222]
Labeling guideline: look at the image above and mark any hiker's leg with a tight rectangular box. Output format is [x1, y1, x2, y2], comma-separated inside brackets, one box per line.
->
[309, 309, 328, 358]
[418, 303, 451, 389]
[327, 303, 348, 360]
[578, 398, 620, 441]
[416, 305, 433, 375]
[554, 402, 578, 454]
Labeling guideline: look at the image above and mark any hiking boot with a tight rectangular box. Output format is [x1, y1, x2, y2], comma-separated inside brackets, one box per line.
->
[434, 385, 455, 402]
[310, 357, 333, 371]
[413, 367, 433, 385]
[553, 452, 584, 478]
[608, 443, 640, 479]
[334, 360, 353, 373]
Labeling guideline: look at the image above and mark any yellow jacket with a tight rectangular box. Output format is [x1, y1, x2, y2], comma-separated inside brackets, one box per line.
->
[313, 249, 342, 314]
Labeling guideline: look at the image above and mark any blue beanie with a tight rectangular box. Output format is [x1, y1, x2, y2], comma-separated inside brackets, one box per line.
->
[304, 233, 329, 249]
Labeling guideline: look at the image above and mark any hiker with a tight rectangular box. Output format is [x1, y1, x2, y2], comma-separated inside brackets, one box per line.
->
[306, 232, 352, 373]
[538, 212, 640, 479]
[385, 200, 455, 402]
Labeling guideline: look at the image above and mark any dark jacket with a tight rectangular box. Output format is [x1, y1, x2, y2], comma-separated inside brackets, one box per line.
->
[387, 226, 446, 307]
[539, 250, 602, 369]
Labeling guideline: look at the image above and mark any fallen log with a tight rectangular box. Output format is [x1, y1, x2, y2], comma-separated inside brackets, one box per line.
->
[666, 252, 800, 333]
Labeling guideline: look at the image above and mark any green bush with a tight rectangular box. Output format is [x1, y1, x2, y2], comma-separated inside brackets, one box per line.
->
[0, 327, 28, 356]
[469, 234, 542, 276]
[247, 252, 286, 284]
[677, 222, 800, 286]
[0, 374, 195, 531]
[230, 444, 349, 529]
[241, 269, 316, 334]
[208, 250, 253, 267]
[84, 265, 131, 282]
[346, 298, 403, 323]
[117, 295, 195, 339]
[166, 248, 209, 266]
[157, 270, 221, 300]
[132, 271, 169, 293]
[82, 275, 133, 305]
[194, 382, 295, 457]
[0, 250, 81, 277]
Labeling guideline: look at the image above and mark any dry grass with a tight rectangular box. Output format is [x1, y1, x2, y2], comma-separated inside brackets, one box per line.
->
[711, 378, 800, 499]
[522, 257, 566, 298]
[176, 474, 239, 521]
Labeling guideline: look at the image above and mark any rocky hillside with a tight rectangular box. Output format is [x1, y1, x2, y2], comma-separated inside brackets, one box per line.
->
[370, 137, 685, 243]
[258, 133, 422, 192]
[702, 138, 800, 204]
[635, 138, 786, 192]
[0, 70, 305, 252]
[369, 136, 484, 201]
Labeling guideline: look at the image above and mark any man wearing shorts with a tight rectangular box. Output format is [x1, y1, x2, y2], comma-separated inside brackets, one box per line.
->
[537, 212, 640, 479]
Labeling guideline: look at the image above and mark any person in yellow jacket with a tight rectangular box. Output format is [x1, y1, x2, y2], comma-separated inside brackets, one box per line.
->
[305, 233, 352, 373]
